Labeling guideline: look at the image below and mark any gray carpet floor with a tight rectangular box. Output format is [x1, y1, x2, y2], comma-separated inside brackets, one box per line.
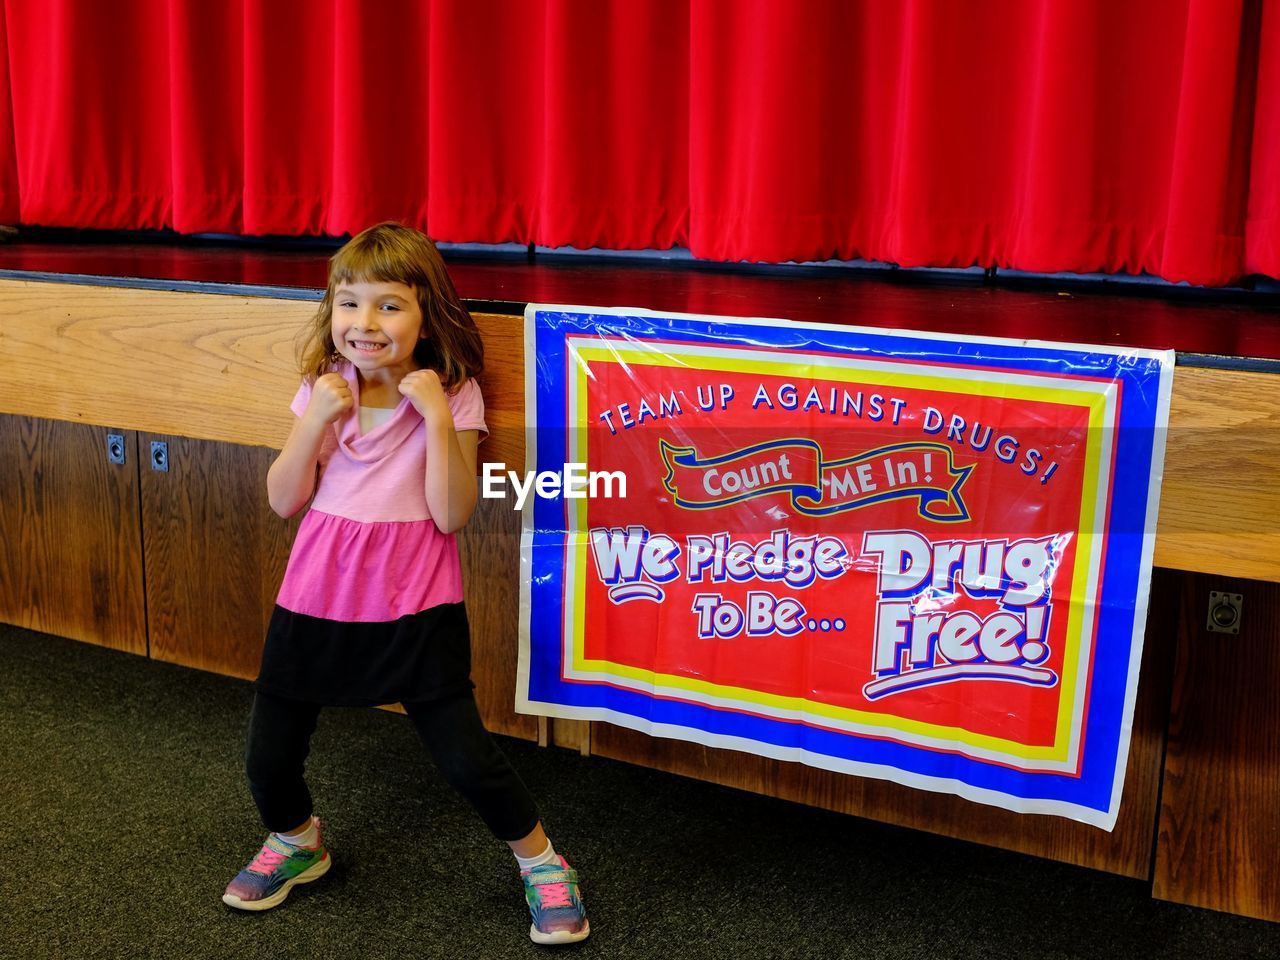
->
[2, 622, 1278, 960]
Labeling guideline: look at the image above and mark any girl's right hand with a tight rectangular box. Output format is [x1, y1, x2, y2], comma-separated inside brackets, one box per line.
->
[305, 373, 354, 425]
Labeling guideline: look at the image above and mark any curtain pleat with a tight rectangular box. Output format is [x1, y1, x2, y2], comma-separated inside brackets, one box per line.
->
[424, 0, 543, 243]
[0, 0, 18, 222]
[1246, 0, 1280, 280]
[168, 0, 242, 233]
[0, 0, 1275, 285]
[5, 0, 172, 228]
[325, 0, 431, 234]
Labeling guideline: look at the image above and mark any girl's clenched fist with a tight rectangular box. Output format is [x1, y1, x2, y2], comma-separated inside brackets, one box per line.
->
[305, 373, 353, 425]
[399, 369, 454, 428]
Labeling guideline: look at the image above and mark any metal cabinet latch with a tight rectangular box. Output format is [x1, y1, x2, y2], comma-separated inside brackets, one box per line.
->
[106, 433, 126, 465]
[150, 441, 169, 472]
[1206, 591, 1243, 634]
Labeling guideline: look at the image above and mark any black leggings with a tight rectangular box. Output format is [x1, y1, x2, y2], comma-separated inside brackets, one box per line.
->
[244, 689, 541, 842]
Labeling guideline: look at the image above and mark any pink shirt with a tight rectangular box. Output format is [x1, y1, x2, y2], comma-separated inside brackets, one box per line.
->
[275, 362, 488, 623]
[291, 362, 488, 523]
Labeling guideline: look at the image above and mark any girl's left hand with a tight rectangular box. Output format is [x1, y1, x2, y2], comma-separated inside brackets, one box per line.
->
[399, 369, 452, 426]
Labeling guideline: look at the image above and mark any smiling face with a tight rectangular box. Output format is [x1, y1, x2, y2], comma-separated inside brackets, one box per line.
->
[330, 279, 425, 380]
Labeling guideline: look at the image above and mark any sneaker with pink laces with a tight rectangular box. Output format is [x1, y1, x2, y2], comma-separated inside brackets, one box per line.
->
[521, 855, 589, 944]
[222, 817, 331, 911]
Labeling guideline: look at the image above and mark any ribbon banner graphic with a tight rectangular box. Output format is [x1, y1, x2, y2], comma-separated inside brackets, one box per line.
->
[516, 305, 1173, 828]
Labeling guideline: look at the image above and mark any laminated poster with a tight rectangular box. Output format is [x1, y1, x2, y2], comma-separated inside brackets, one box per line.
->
[514, 305, 1173, 828]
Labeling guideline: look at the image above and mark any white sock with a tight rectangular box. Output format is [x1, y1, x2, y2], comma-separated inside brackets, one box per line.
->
[514, 840, 558, 871]
[275, 817, 318, 848]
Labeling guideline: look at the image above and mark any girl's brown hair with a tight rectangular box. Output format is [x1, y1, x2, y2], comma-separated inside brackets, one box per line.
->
[297, 222, 483, 391]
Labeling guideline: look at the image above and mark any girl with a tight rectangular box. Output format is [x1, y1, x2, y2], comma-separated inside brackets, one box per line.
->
[221, 222, 589, 946]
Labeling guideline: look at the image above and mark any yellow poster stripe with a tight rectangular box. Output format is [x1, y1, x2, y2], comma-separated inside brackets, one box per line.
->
[558, 341, 1111, 767]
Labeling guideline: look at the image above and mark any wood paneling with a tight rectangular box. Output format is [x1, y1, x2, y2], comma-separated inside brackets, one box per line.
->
[551, 718, 591, 755]
[590, 567, 1182, 879]
[0, 279, 525, 471]
[0, 410, 537, 735]
[1154, 367, 1280, 582]
[1155, 574, 1280, 920]
[141, 433, 300, 679]
[0, 415, 146, 654]
[1, 279, 1278, 580]
[132, 432, 545, 741]
[8, 276, 1280, 904]
[458, 491, 537, 741]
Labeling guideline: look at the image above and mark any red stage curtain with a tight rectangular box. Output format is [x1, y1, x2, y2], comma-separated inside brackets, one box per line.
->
[0, 0, 1276, 285]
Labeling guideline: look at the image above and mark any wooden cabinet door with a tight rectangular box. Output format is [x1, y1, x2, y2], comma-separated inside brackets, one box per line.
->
[458, 493, 538, 741]
[1155, 574, 1280, 921]
[0, 415, 146, 654]
[135, 431, 537, 741]
[139, 432, 297, 680]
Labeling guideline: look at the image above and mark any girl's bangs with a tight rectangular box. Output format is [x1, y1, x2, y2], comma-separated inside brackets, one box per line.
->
[328, 240, 425, 289]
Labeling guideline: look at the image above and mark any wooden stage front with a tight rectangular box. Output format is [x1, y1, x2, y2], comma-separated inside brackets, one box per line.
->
[2, 244, 1278, 920]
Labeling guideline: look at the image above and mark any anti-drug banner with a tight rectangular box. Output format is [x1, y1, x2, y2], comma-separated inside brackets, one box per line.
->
[515, 305, 1173, 828]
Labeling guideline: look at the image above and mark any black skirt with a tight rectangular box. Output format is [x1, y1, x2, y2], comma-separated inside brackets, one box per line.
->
[254, 601, 475, 707]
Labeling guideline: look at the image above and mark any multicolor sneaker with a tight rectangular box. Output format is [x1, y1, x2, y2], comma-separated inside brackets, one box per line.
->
[521, 855, 589, 944]
[221, 817, 331, 911]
